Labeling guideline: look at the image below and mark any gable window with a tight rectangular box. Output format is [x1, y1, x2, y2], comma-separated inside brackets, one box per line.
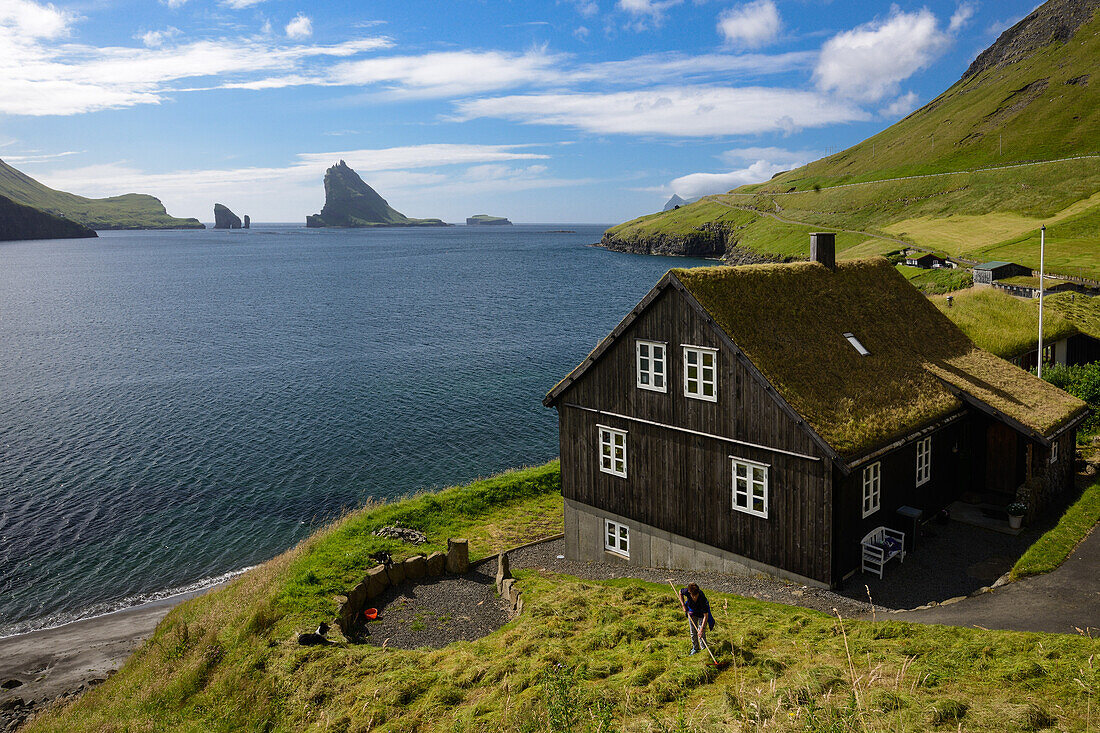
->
[604, 519, 629, 557]
[636, 340, 667, 392]
[731, 458, 768, 518]
[862, 462, 881, 518]
[915, 437, 931, 486]
[598, 425, 627, 478]
[683, 346, 718, 402]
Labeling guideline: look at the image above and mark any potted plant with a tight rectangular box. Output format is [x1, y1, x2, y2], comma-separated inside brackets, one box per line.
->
[1006, 502, 1027, 530]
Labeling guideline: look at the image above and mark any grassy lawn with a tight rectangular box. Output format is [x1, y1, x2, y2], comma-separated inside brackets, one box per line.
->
[1012, 477, 1100, 581]
[26, 460, 1100, 732]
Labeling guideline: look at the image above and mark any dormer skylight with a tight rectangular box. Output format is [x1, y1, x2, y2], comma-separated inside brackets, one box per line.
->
[843, 332, 870, 356]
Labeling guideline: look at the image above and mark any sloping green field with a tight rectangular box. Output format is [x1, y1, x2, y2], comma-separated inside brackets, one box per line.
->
[0, 158, 202, 230]
[606, 6, 1100, 279]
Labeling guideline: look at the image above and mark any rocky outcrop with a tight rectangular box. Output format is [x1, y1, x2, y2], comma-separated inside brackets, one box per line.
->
[466, 214, 512, 225]
[963, 0, 1100, 80]
[306, 161, 447, 228]
[243, 215, 250, 229]
[0, 194, 97, 242]
[213, 204, 242, 229]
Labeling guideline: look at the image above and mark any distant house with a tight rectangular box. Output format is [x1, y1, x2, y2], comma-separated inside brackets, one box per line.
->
[973, 261, 1030, 285]
[545, 235, 1086, 588]
[904, 252, 951, 269]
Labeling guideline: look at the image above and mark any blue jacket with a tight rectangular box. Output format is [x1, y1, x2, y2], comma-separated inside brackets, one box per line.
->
[680, 588, 715, 629]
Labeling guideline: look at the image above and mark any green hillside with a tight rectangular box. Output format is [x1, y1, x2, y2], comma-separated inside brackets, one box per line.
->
[605, 0, 1100, 279]
[0, 194, 97, 242]
[24, 463, 1100, 732]
[0, 158, 203, 230]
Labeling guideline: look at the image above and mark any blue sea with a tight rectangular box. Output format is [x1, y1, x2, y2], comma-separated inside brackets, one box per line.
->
[0, 224, 710, 636]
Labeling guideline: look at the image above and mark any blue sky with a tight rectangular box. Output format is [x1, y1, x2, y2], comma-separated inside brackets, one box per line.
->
[0, 0, 1042, 223]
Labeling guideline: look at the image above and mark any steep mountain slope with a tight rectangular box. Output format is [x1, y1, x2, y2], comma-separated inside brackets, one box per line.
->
[0, 194, 97, 242]
[306, 161, 447, 228]
[0, 158, 203, 230]
[605, 0, 1100, 278]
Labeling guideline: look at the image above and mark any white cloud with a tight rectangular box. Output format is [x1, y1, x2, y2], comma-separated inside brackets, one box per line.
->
[719, 146, 817, 166]
[949, 2, 977, 33]
[454, 86, 867, 137]
[285, 13, 312, 39]
[0, 0, 72, 39]
[161, 0, 187, 7]
[329, 49, 567, 98]
[814, 7, 951, 102]
[668, 159, 792, 198]
[138, 27, 181, 48]
[222, 0, 267, 8]
[880, 90, 919, 118]
[717, 0, 781, 48]
[1, 150, 81, 164]
[617, 0, 683, 29]
[0, 0, 391, 118]
[574, 25, 590, 40]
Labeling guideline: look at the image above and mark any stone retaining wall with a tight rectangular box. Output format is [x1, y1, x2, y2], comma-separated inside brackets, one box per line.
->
[334, 538, 469, 635]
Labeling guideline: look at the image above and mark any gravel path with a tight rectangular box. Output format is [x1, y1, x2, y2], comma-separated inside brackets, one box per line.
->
[508, 538, 872, 618]
[358, 565, 509, 649]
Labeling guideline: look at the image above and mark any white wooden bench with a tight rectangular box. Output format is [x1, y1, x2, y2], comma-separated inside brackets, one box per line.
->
[861, 527, 905, 579]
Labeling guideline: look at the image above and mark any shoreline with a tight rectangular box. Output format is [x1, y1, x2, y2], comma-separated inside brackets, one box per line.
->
[0, 584, 225, 731]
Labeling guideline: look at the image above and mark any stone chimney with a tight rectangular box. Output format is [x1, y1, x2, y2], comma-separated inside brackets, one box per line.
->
[810, 232, 835, 269]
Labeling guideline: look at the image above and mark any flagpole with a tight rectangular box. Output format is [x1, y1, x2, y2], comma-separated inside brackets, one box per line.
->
[1038, 225, 1046, 379]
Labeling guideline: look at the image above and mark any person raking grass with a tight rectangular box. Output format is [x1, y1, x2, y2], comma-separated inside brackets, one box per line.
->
[677, 582, 714, 656]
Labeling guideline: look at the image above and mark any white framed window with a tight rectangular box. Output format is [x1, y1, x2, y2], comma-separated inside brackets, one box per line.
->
[731, 458, 769, 518]
[1051, 441, 1059, 464]
[598, 425, 627, 478]
[683, 346, 718, 402]
[915, 437, 931, 487]
[636, 340, 667, 392]
[862, 462, 881, 518]
[604, 519, 629, 557]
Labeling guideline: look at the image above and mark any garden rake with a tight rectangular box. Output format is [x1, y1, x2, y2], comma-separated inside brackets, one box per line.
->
[667, 580, 729, 670]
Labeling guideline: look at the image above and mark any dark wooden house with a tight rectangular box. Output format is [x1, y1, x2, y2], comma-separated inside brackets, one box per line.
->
[544, 235, 1087, 588]
[972, 260, 1030, 285]
[904, 252, 951, 269]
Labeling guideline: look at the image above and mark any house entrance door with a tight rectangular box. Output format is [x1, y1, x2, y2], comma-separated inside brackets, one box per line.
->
[985, 421, 1020, 498]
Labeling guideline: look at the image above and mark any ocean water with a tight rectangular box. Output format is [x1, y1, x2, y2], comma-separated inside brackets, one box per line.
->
[0, 224, 711, 636]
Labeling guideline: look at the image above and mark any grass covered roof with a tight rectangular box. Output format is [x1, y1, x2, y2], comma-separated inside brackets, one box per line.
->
[930, 287, 1078, 358]
[672, 259, 1086, 458]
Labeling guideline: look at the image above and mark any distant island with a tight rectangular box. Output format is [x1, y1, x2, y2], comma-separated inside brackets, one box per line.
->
[0, 157, 203, 231]
[466, 214, 512, 226]
[0, 194, 97, 242]
[306, 161, 447, 228]
[213, 204, 242, 230]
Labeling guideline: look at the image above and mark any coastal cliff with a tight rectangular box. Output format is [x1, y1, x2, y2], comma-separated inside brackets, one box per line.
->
[599, 221, 788, 264]
[306, 161, 447, 228]
[213, 204, 242, 229]
[0, 194, 97, 242]
[0, 158, 203, 230]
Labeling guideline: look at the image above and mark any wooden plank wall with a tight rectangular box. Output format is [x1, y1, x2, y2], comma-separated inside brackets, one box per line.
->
[556, 286, 833, 583]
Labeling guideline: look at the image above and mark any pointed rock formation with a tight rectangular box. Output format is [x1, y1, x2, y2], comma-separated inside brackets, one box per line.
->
[243, 215, 250, 229]
[306, 161, 447, 228]
[213, 204, 242, 229]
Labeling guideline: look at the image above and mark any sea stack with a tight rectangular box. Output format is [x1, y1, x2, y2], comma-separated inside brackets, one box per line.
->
[306, 161, 447, 228]
[243, 215, 250, 229]
[213, 204, 242, 229]
[466, 214, 512, 226]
